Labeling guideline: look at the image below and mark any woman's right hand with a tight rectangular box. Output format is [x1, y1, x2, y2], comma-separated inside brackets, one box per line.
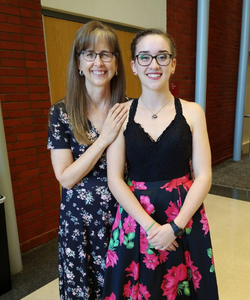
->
[99, 103, 127, 146]
[51, 103, 127, 189]
[147, 222, 179, 251]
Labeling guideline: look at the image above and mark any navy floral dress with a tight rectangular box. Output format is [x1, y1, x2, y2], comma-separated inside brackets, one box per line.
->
[47, 101, 117, 300]
[102, 98, 219, 300]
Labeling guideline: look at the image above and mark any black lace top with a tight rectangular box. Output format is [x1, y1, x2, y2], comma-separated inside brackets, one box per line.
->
[124, 98, 192, 181]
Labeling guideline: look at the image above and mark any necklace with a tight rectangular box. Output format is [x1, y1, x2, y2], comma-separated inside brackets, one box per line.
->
[140, 97, 171, 119]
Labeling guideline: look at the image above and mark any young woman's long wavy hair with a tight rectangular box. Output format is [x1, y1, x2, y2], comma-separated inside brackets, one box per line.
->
[64, 20, 126, 145]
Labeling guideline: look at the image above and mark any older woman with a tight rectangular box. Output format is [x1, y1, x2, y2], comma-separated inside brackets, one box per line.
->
[47, 21, 127, 300]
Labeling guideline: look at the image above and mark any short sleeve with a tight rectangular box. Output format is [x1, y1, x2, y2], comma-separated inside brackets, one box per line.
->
[47, 103, 71, 150]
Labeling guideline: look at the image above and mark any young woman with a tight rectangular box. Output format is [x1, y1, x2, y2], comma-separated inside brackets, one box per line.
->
[103, 29, 219, 300]
[47, 21, 127, 300]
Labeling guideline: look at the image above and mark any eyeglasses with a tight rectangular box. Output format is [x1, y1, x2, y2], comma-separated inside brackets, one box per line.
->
[79, 50, 117, 62]
[135, 52, 173, 66]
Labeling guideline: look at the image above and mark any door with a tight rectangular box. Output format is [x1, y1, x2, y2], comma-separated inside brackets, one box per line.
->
[43, 16, 141, 105]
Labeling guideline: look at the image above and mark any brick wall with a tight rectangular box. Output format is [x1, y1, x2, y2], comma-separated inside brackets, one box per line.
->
[167, 0, 197, 101]
[0, 0, 60, 253]
[207, 0, 242, 164]
[167, 0, 242, 165]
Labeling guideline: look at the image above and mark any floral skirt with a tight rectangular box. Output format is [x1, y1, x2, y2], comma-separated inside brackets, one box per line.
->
[58, 178, 117, 300]
[102, 174, 219, 300]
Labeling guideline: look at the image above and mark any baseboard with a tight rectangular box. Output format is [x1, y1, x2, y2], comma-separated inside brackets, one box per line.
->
[212, 154, 233, 167]
[242, 142, 250, 155]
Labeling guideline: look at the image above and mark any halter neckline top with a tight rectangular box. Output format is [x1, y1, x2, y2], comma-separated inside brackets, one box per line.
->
[124, 97, 192, 181]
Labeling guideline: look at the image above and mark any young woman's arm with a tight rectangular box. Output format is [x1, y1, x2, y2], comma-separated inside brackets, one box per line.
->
[148, 102, 212, 249]
[51, 103, 127, 189]
[173, 102, 212, 228]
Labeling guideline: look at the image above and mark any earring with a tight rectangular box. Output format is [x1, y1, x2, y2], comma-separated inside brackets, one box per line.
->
[115, 70, 118, 76]
[79, 70, 84, 76]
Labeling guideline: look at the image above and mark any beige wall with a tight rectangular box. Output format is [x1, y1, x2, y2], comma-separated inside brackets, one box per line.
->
[41, 0, 166, 30]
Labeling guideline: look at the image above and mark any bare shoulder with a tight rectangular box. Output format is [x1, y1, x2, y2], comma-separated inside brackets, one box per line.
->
[180, 98, 203, 112]
[122, 99, 135, 130]
[180, 98, 205, 119]
[179, 98, 207, 133]
[124, 98, 134, 109]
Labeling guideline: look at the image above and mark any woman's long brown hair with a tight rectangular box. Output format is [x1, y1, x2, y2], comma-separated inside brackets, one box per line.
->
[63, 20, 126, 145]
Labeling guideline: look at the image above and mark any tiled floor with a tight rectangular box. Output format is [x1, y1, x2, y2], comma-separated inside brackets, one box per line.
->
[205, 194, 250, 300]
[18, 193, 250, 300]
[21, 279, 59, 300]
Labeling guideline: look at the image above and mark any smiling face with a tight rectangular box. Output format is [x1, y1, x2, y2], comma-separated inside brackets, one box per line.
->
[78, 36, 118, 92]
[131, 34, 176, 92]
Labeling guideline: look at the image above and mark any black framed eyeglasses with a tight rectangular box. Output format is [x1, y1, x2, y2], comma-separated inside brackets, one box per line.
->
[135, 52, 173, 66]
[79, 50, 117, 62]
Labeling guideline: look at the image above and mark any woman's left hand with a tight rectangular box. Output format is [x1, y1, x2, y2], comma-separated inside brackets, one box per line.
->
[147, 223, 179, 251]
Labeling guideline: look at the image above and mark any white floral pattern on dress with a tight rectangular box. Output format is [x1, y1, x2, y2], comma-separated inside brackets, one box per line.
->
[48, 101, 117, 300]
